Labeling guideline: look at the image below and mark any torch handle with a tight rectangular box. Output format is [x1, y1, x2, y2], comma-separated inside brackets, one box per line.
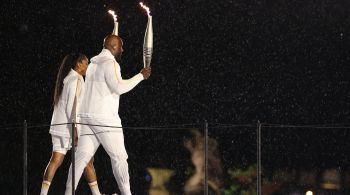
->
[143, 47, 153, 68]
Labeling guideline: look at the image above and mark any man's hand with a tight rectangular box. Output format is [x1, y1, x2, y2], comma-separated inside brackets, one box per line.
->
[141, 67, 151, 80]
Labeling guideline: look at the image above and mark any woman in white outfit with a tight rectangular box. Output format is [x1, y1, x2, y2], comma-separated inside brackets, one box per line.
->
[40, 53, 102, 195]
[64, 35, 151, 195]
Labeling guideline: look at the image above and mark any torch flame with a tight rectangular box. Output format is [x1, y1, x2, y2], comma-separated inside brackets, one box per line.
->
[108, 10, 117, 22]
[140, 2, 151, 16]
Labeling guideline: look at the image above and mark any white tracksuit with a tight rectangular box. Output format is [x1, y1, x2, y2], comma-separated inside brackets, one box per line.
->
[65, 49, 144, 195]
[49, 69, 84, 142]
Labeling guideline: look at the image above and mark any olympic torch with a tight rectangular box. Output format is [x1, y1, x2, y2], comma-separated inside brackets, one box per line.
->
[140, 2, 153, 68]
[108, 10, 118, 36]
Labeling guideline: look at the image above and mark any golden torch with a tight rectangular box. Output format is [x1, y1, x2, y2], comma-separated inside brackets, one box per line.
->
[140, 2, 153, 68]
[108, 10, 118, 35]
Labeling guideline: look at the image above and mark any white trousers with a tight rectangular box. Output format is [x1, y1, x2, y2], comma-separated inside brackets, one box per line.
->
[64, 122, 131, 195]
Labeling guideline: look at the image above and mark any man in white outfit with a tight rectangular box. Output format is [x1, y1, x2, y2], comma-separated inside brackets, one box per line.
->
[64, 35, 151, 195]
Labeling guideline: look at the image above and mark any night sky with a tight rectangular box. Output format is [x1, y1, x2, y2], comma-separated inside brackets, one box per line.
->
[1, 0, 350, 194]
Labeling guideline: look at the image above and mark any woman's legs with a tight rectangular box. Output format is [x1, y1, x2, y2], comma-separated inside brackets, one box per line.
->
[40, 152, 65, 195]
[83, 157, 97, 182]
[84, 157, 102, 195]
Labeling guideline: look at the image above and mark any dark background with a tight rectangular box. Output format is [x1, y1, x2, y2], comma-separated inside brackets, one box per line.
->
[1, 0, 350, 194]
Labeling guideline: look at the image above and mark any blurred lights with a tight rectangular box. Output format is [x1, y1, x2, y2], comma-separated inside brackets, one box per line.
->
[306, 191, 313, 195]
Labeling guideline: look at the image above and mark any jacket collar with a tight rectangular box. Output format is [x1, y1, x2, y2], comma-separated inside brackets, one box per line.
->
[100, 48, 115, 59]
[90, 49, 115, 64]
[64, 69, 83, 84]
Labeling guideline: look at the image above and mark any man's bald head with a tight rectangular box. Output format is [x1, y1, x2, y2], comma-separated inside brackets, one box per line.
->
[103, 34, 123, 60]
[104, 35, 122, 49]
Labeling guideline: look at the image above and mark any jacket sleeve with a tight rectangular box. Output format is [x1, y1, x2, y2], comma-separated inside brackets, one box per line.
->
[65, 78, 79, 122]
[104, 60, 144, 95]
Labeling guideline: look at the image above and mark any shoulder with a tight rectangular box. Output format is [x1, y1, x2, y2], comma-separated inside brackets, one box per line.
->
[101, 59, 120, 72]
[65, 76, 79, 89]
[100, 58, 116, 66]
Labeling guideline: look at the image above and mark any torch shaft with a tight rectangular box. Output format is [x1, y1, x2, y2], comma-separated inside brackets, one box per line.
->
[143, 16, 153, 68]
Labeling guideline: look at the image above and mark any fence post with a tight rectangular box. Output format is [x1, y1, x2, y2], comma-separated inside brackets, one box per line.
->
[257, 121, 262, 195]
[71, 122, 75, 195]
[204, 120, 208, 195]
[23, 120, 27, 195]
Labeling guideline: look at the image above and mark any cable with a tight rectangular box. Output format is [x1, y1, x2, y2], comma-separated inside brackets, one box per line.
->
[209, 123, 256, 128]
[0, 125, 23, 130]
[262, 123, 350, 129]
[262, 122, 350, 127]
[24, 122, 199, 130]
[2, 122, 350, 131]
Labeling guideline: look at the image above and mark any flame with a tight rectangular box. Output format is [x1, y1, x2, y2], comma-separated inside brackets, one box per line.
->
[140, 2, 151, 16]
[108, 10, 117, 22]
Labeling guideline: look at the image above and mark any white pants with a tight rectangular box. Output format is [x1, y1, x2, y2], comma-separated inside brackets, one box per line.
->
[64, 122, 131, 195]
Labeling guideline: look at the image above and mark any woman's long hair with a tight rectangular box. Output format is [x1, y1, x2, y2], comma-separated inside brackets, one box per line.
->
[53, 53, 87, 105]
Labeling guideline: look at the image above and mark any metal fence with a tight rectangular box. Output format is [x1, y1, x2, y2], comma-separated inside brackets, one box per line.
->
[1, 121, 350, 195]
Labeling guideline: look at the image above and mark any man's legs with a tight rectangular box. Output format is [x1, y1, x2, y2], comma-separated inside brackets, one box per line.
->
[65, 133, 100, 195]
[98, 129, 131, 195]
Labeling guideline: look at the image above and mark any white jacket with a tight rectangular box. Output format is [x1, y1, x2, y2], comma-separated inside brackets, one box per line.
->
[78, 49, 144, 132]
[50, 69, 84, 137]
